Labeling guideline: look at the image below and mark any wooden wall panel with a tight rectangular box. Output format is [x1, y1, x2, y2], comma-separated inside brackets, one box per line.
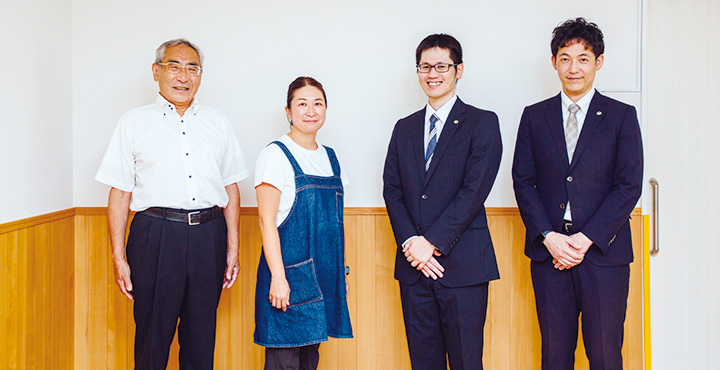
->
[73, 215, 90, 370]
[0, 207, 643, 369]
[484, 211, 542, 369]
[0, 210, 74, 370]
[74, 211, 135, 370]
[53, 217, 75, 369]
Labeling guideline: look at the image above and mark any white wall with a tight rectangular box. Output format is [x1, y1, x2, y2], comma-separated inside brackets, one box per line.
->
[646, 0, 720, 368]
[71, 0, 642, 208]
[0, 0, 73, 223]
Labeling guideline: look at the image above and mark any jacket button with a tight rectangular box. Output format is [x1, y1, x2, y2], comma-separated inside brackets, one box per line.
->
[421, 194, 428, 200]
[417, 224, 422, 230]
[567, 176, 573, 182]
[560, 203, 566, 209]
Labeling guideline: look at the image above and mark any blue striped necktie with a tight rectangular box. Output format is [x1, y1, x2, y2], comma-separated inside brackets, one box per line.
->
[425, 114, 439, 171]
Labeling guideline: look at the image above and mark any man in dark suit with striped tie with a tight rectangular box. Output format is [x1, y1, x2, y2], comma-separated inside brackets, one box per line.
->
[512, 18, 643, 369]
[383, 33, 503, 370]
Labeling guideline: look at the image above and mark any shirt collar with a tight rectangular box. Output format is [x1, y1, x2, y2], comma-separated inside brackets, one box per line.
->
[425, 95, 458, 124]
[154, 93, 200, 115]
[561, 88, 595, 114]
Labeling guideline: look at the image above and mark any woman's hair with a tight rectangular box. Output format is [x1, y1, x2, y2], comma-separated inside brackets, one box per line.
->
[286, 76, 327, 109]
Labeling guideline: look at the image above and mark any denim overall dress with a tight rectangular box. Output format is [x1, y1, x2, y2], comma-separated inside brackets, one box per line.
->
[254, 141, 353, 347]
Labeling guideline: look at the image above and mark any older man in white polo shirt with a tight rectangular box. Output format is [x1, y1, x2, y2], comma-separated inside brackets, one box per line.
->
[95, 38, 249, 370]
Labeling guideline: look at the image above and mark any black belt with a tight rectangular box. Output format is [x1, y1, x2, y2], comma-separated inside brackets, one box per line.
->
[141, 206, 223, 226]
[563, 220, 573, 233]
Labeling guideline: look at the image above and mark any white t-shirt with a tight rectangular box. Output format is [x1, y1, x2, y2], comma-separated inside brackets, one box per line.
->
[254, 134, 349, 226]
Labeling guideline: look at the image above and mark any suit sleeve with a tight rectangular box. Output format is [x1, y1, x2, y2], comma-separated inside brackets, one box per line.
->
[580, 106, 643, 252]
[512, 107, 554, 247]
[423, 112, 503, 255]
[383, 121, 419, 248]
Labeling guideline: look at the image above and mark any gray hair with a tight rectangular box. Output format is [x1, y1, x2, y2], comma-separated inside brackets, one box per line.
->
[155, 38, 204, 66]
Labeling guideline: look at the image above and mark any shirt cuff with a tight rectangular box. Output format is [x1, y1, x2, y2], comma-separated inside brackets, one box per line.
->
[223, 169, 251, 186]
[402, 235, 419, 248]
[95, 173, 134, 193]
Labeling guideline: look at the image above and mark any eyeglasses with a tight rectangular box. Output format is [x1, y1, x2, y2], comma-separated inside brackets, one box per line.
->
[416, 63, 458, 74]
[157, 62, 202, 76]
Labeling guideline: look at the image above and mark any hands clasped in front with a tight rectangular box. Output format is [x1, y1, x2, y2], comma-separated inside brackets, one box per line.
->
[543, 231, 593, 270]
[403, 236, 445, 280]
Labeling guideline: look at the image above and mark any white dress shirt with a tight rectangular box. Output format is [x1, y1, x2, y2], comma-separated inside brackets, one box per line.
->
[403, 95, 459, 246]
[423, 95, 458, 156]
[96, 94, 250, 212]
[561, 88, 595, 221]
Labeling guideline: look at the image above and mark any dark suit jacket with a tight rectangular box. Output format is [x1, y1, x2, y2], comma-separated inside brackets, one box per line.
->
[383, 98, 503, 287]
[512, 91, 643, 266]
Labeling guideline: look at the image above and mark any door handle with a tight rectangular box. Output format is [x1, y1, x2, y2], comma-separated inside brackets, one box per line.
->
[649, 178, 659, 256]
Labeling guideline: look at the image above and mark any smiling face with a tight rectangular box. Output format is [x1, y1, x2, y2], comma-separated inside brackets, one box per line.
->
[552, 40, 604, 102]
[417, 47, 463, 110]
[286, 85, 327, 136]
[152, 45, 202, 116]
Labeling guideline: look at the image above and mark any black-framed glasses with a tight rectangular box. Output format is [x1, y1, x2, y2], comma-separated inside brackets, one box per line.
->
[416, 63, 458, 73]
[157, 62, 202, 76]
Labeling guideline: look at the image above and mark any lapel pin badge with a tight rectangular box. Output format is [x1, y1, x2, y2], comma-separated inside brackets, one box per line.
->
[453, 120, 459, 124]
[596, 111, 602, 115]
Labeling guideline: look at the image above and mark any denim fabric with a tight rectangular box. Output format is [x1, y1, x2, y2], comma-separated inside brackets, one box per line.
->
[255, 141, 353, 348]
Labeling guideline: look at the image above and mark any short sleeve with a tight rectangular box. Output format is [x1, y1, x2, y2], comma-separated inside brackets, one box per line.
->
[95, 118, 136, 192]
[220, 119, 250, 185]
[254, 144, 294, 191]
[334, 150, 350, 188]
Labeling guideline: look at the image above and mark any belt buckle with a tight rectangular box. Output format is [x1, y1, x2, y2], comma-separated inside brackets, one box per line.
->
[564, 221, 573, 233]
[188, 211, 201, 226]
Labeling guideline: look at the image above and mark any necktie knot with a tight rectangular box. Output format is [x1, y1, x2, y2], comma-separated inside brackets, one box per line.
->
[568, 104, 580, 115]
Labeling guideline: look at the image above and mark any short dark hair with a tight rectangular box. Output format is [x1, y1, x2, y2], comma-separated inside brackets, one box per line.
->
[286, 76, 327, 109]
[551, 18, 604, 57]
[415, 34, 463, 65]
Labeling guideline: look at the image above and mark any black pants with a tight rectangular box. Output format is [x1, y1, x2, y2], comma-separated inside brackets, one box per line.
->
[400, 279, 489, 370]
[264, 344, 320, 370]
[127, 212, 227, 370]
[531, 259, 630, 370]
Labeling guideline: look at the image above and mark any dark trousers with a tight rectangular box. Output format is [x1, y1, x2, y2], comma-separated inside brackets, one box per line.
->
[531, 259, 630, 370]
[264, 344, 320, 370]
[126, 212, 227, 370]
[399, 279, 489, 370]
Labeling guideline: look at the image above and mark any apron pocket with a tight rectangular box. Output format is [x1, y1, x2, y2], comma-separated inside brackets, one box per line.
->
[336, 192, 344, 224]
[285, 258, 324, 307]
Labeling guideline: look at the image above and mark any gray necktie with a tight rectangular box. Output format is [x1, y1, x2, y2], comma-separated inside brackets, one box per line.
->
[565, 104, 580, 163]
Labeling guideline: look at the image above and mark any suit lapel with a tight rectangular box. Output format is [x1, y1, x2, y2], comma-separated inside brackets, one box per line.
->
[410, 110, 427, 185]
[544, 94, 569, 169]
[423, 99, 466, 187]
[569, 92, 608, 171]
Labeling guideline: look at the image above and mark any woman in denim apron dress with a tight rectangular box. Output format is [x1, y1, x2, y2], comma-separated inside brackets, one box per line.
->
[254, 77, 352, 370]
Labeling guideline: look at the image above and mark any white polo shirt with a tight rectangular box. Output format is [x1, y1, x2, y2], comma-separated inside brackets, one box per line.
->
[96, 94, 250, 212]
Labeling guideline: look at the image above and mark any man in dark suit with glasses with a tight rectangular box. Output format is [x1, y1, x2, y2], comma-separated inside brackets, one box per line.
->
[383, 33, 503, 370]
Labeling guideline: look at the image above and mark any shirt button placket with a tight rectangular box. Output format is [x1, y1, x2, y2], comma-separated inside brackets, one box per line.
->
[179, 118, 199, 205]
